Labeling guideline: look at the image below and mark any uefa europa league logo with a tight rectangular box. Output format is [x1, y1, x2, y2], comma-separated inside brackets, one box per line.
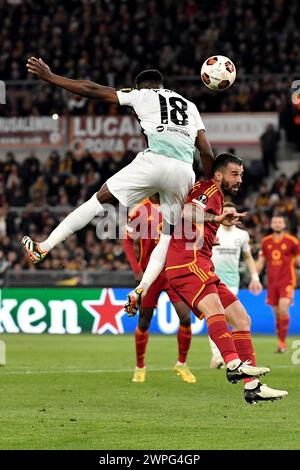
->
[0, 81, 6, 104]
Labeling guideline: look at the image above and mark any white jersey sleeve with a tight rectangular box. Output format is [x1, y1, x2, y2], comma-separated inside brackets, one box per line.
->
[241, 230, 251, 253]
[116, 88, 143, 107]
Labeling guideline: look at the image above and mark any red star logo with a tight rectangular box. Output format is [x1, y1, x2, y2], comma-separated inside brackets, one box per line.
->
[82, 289, 126, 334]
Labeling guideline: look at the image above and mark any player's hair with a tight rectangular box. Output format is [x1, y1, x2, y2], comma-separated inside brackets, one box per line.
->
[223, 201, 237, 210]
[135, 69, 164, 87]
[271, 214, 286, 222]
[212, 153, 243, 174]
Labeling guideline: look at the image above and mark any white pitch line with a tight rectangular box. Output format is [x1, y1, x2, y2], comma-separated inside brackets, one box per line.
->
[0, 364, 297, 375]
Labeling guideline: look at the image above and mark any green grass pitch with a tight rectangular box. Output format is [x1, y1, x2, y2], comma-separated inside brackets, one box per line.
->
[0, 334, 299, 450]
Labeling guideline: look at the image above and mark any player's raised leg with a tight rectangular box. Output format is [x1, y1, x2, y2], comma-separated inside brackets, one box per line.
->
[22, 183, 117, 263]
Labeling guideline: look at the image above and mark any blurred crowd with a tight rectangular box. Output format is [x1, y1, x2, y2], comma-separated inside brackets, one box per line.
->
[1, 148, 300, 277]
[1, 0, 300, 143]
[0, 149, 135, 272]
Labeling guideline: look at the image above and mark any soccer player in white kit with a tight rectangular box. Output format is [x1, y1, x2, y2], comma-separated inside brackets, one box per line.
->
[23, 59, 214, 296]
[209, 201, 262, 368]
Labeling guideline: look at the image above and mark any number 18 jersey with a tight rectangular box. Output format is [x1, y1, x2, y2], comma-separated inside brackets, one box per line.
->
[116, 88, 205, 164]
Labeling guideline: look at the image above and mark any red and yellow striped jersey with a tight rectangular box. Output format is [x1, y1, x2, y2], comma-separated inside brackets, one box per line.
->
[166, 179, 223, 269]
[261, 233, 300, 287]
[124, 199, 162, 272]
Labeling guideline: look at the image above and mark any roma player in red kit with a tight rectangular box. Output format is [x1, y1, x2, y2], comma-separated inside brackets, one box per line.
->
[122, 196, 196, 384]
[257, 216, 300, 352]
[126, 154, 288, 403]
[163, 154, 287, 403]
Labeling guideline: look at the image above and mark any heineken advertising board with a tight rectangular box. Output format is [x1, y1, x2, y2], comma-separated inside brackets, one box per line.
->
[0, 288, 299, 334]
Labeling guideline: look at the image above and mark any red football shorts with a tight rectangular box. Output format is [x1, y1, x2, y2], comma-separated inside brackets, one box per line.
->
[141, 271, 181, 308]
[166, 259, 238, 318]
[266, 284, 294, 306]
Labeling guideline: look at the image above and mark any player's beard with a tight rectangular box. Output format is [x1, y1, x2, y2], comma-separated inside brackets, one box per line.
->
[221, 180, 240, 195]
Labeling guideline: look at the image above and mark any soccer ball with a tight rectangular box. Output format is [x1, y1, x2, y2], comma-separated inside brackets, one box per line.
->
[201, 55, 236, 91]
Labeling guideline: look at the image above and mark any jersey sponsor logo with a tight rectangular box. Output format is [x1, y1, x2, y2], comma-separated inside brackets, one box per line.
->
[281, 243, 287, 250]
[197, 194, 208, 205]
[156, 125, 164, 132]
[118, 88, 134, 93]
[215, 248, 238, 255]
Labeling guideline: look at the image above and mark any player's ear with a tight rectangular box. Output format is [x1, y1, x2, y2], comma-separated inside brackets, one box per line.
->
[214, 170, 222, 182]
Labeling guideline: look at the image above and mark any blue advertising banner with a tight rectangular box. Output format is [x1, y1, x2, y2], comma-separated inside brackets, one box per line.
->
[119, 289, 300, 335]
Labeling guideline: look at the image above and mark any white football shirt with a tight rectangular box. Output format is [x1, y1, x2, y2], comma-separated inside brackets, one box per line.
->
[116, 88, 205, 164]
[211, 225, 251, 289]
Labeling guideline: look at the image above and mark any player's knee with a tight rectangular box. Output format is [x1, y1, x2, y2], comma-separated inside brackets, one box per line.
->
[138, 309, 153, 331]
[138, 317, 150, 332]
[243, 314, 251, 330]
[97, 183, 117, 205]
[278, 307, 289, 317]
[179, 315, 191, 327]
[237, 311, 251, 330]
[230, 309, 251, 330]
[96, 185, 105, 203]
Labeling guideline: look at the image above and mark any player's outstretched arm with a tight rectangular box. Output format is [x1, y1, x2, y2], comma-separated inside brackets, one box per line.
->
[244, 251, 262, 295]
[183, 203, 246, 226]
[196, 130, 215, 178]
[26, 57, 119, 103]
[256, 253, 266, 275]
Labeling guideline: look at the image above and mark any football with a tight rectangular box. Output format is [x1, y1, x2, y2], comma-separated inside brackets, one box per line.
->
[201, 55, 236, 91]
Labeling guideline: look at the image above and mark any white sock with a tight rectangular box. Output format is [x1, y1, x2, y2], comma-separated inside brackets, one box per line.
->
[176, 361, 185, 366]
[208, 337, 223, 362]
[40, 193, 104, 251]
[138, 233, 171, 293]
[244, 379, 259, 390]
[227, 359, 242, 370]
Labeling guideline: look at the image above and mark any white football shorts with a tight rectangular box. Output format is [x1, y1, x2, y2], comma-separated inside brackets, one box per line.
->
[227, 286, 239, 296]
[106, 150, 195, 225]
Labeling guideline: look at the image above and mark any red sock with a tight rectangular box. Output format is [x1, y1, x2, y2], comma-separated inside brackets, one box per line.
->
[232, 331, 256, 383]
[279, 315, 289, 347]
[135, 327, 149, 368]
[232, 331, 256, 365]
[177, 325, 192, 363]
[206, 314, 239, 364]
[275, 318, 280, 341]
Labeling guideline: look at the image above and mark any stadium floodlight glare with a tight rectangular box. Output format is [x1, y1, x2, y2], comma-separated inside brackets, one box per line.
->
[52, 113, 59, 120]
